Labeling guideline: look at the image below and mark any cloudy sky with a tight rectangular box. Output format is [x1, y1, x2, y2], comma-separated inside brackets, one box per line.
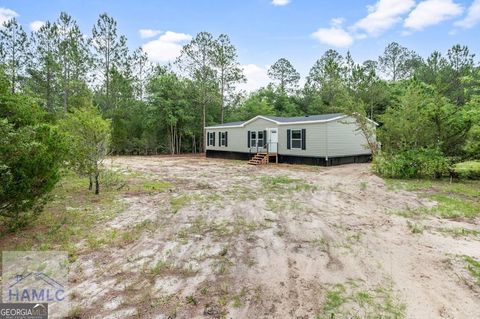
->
[2, 0, 480, 91]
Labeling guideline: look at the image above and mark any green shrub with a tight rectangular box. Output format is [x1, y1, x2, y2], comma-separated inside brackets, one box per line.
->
[373, 148, 450, 179]
[0, 100, 66, 230]
[453, 161, 480, 180]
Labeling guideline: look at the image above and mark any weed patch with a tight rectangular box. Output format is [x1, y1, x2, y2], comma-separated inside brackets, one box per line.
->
[464, 256, 480, 286]
[316, 281, 405, 319]
[259, 175, 317, 193]
[385, 178, 480, 219]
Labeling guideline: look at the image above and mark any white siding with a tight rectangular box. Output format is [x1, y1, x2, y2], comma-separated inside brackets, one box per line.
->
[325, 117, 373, 157]
[205, 118, 277, 153]
[205, 115, 373, 158]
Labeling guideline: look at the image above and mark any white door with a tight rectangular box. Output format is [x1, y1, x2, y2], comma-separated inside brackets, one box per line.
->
[267, 128, 278, 153]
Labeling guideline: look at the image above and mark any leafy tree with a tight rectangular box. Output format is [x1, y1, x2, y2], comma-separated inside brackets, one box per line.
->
[176, 32, 219, 151]
[228, 92, 275, 121]
[305, 50, 349, 113]
[306, 49, 344, 89]
[0, 18, 29, 93]
[268, 58, 300, 93]
[446, 45, 475, 106]
[380, 80, 470, 155]
[60, 106, 111, 194]
[147, 68, 195, 154]
[130, 47, 152, 101]
[57, 12, 92, 112]
[27, 21, 61, 112]
[92, 13, 128, 112]
[378, 42, 420, 81]
[0, 80, 65, 229]
[211, 34, 245, 123]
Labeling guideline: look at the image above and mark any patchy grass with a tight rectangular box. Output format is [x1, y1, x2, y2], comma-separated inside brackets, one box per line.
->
[170, 192, 223, 213]
[437, 227, 480, 239]
[231, 288, 247, 308]
[0, 168, 173, 261]
[464, 256, 480, 286]
[360, 181, 368, 190]
[407, 221, 425, 234]
[149, 259, 198, 278]
[259, 175, 317, 193]
[386, 178, 480, 220]
[0, 170, 126, 261]
[170, 194, 192, 213]
[142, 180, 171, 192]
[177, 216, 262, 243]
[316, 281, 405, 319]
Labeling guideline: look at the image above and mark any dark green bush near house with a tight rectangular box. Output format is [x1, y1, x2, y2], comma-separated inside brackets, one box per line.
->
[372, 149, 450, 179]
[453, 161, 480, 180]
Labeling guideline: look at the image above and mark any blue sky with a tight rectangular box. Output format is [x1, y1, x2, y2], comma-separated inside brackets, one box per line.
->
[2, 0, 480, 90]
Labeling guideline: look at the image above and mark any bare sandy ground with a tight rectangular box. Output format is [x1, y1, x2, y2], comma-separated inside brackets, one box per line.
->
[68, 156, 480, 319]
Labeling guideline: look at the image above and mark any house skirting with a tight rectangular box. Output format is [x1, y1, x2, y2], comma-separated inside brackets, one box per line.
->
[206, 150, 371, 166]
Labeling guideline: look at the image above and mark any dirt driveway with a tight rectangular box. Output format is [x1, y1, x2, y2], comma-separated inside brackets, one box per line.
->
[70, 156, 480, 319]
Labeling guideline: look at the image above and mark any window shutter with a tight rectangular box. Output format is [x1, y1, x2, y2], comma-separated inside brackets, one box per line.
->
[218, 132, 221, 146]
[213, 132, 215, 146]
[301, 129, 306, 150]
[263, 130, 267, 147]
[247, 131, 251, 148]
[287, 129, 291, 149]
[206, 132, 209, 146]
[225, 131, 228, 147]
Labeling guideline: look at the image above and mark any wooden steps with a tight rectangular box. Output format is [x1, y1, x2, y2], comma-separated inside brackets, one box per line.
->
[248, 153, 269, 165]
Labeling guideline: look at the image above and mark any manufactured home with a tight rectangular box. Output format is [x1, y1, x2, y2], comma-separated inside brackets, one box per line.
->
[205, 113, 377, 166]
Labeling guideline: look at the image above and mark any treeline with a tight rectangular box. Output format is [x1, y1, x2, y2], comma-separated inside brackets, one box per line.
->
[1, 12, 479, 160]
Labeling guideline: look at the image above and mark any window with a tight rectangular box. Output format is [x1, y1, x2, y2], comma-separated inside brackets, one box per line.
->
[291, 129, 302, 149]
[208, 132, 214, 146]
[221, 132, 226, 146]
[250, 131, 257, 147]
[257, 130, 264, 148]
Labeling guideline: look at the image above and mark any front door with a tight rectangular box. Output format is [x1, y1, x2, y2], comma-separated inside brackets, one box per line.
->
[267, 128, 278, 153]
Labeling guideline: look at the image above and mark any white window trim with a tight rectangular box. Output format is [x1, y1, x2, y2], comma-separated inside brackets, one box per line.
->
[250, 131, 257, 147]
[208, 132, 214, 146]
[257, 130, 264, 148]
[291, 129, 302, 150]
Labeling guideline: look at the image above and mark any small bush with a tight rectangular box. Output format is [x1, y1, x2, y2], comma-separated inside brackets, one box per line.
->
[373, 149, 450, 179]
[453, 161, 480, 180]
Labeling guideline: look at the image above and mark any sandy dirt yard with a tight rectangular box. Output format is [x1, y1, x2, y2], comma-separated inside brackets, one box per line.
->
[67, 156, 480, 319]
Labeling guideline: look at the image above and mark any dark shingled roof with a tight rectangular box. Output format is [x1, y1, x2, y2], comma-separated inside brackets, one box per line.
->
[208, 113, 344, 127]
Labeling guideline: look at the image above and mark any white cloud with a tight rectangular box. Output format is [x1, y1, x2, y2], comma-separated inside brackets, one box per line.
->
[330, 18, 345, 26]
[158, 31, 192, 42]
[311, 18, 354, 47]
[30, 20, 45, 32]
[455, 0, 480, 28]
[238, 64, 270, 92]
[271, 0, 290, 6]
[354, 0, 416, 36]
[142, 31, 192, 63]
[0, 7, 18, 25]
[404, 0, 463, 30]
[139, 28, 162, 38]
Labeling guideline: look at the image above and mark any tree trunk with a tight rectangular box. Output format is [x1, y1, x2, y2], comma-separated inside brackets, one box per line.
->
[202, 103, 206, 153]
[220, 70, 225, 124]
[89, 175, 93, 191]
[95, 173, 100, 195]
